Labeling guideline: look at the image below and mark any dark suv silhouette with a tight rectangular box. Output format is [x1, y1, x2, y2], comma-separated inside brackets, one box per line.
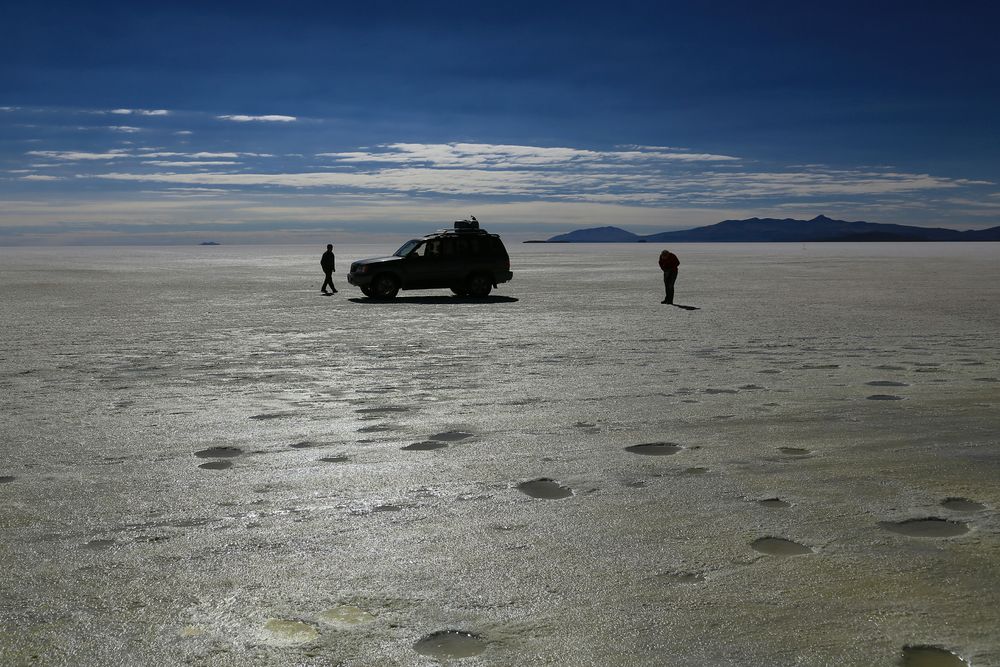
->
[347, 219, 513, 299]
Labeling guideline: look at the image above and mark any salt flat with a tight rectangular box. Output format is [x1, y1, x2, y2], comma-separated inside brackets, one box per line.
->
[1, 242, 998, 666]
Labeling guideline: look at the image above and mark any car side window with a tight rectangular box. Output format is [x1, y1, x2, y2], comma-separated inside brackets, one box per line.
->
[440, 238, 457, 257]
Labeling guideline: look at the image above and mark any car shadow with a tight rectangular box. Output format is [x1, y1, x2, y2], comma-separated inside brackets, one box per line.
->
[349, 295, 519, 305]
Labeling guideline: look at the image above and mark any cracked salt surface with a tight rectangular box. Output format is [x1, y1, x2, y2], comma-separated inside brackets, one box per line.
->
[1, 243, 999, 665]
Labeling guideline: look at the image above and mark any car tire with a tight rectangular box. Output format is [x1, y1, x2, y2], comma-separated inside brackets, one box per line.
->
[466, 273, 492, 298]
[371, 274, 400, 299]
[360, 286, 374, 297]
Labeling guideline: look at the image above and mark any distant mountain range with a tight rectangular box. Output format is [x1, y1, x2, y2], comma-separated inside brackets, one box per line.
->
[541, 215, 1000, 243]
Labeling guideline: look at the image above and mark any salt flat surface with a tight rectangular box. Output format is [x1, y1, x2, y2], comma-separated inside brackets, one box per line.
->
[1, 242, 999, 666]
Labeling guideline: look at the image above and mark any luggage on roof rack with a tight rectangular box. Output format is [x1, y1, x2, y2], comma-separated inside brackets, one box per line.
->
[454, 216, 479, 230]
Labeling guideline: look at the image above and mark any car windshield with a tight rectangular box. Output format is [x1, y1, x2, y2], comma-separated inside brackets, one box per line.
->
[393, 240, 421, 257]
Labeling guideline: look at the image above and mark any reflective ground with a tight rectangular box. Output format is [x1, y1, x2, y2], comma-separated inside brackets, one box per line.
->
[1, 242, 998, 665]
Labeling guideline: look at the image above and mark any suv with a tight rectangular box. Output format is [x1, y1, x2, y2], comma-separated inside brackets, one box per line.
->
[347, 218, 513, 299]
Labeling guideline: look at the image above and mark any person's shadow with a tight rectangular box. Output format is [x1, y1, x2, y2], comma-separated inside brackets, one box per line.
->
[672, 304, 700, 310]
[349, 295, 519, 305]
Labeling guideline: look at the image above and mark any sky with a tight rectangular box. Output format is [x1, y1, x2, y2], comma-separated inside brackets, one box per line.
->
[2, 0, 999, 244]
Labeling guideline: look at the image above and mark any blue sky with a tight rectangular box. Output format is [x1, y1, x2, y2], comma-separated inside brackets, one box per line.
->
[2, 0, 999, 244]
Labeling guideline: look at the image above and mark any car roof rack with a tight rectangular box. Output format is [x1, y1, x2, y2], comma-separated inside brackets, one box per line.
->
[427, 216, 494, 236]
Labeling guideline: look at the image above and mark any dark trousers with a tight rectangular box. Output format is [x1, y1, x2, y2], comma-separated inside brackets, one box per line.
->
[321, 270, 336, 292]
[663, 269, 677, 303]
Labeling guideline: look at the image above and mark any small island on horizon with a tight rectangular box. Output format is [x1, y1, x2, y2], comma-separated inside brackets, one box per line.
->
[198, 241, 221, 246]
[527, 215, 1000, 243]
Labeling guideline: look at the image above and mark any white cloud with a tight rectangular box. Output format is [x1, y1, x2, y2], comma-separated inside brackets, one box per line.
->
[140, 151, 244, 159]
[110, 108, 170, 116]
[216, 114, 297, 122]
[108, 126, 142, 133]
[20, 174, 61, 181]
[89, 165, 970, 201]
[27, 149, 250, 161]
[27, 149, 132, 161]
[142, 161, 241, 167]
[318, 142, 739, 169]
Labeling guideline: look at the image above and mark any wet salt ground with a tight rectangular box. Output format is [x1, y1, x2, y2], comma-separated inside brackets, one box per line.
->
[1, 243, 999, 665]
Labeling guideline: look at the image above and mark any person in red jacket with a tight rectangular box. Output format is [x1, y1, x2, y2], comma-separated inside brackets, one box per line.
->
[658, 249, 679, 304]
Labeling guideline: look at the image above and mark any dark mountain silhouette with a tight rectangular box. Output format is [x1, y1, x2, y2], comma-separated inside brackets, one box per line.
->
[546, 225, 641, 242]
[544, 215, 1000, 243]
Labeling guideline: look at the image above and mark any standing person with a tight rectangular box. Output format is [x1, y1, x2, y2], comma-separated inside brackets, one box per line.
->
[658, 249, 679, 304]
[320, 244, 337, 294]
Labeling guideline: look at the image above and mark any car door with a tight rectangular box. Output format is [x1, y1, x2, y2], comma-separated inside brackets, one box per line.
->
[400, 240, 435, 289]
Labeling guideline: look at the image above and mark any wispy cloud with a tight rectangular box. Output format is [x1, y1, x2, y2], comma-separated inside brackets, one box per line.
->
[108, 125, 142, 133]
[11, 137, 998, 237]
[109, 108, 170, 116]
[216, 114, 297, 122]
[318, 142, 739, 168]
[142, 161, 241, 167]
[26, 149, 251, 161]
[91, 162, 984, 203]
[27, 149, 133, 161]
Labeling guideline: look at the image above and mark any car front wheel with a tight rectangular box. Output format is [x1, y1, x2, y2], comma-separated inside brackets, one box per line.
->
[370, 274, 400, 299]
[466, 274, 492, 298]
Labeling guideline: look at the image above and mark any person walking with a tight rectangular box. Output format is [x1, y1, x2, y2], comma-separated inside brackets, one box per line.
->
[320, 244, 337, 294]
[658, 249, 679, 304]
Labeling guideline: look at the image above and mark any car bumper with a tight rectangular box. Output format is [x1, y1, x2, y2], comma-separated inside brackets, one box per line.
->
[347, 272, 373, 287]
[496, 271, 513, 285]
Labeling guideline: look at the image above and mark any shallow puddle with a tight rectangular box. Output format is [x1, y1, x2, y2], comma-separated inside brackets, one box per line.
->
[778, 447, 811, 457]
[758, 498, 791, 508]
[260, 618, 319, 645]
[867, 394, 905, 401]
[198, 460, 232, 470]
[402, 441, 447, 451]
[624, 442, 683, 456]
[517, 478, 573, 499]
[866, 380, 909, 387]
[940, 497, 985, 512]
[413, 630, 487, 659]
[429, 430, 474, 441]
[319, 605, 376, 627]
[657, 571, 706, 584]
[194, 446, 242, 458]
[373, 504, 403, 512]
[249, 413, 292, 421]
[901, 645, 968, 666]
[880, 518, 969, 538]
[81, 538, 115, 550]
[319, 455, 349, 463]
[751, 537, 813, 556]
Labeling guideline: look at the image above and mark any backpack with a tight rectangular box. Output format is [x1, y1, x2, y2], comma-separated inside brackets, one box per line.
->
[659, 251, 679, 270]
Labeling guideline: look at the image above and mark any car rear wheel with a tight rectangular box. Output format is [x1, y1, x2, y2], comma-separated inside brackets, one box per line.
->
[370, 274, 400, 299]
[466, 274, 492, 298]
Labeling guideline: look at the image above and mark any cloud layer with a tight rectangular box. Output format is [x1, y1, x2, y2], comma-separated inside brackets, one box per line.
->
[3, 108, 997, 241]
